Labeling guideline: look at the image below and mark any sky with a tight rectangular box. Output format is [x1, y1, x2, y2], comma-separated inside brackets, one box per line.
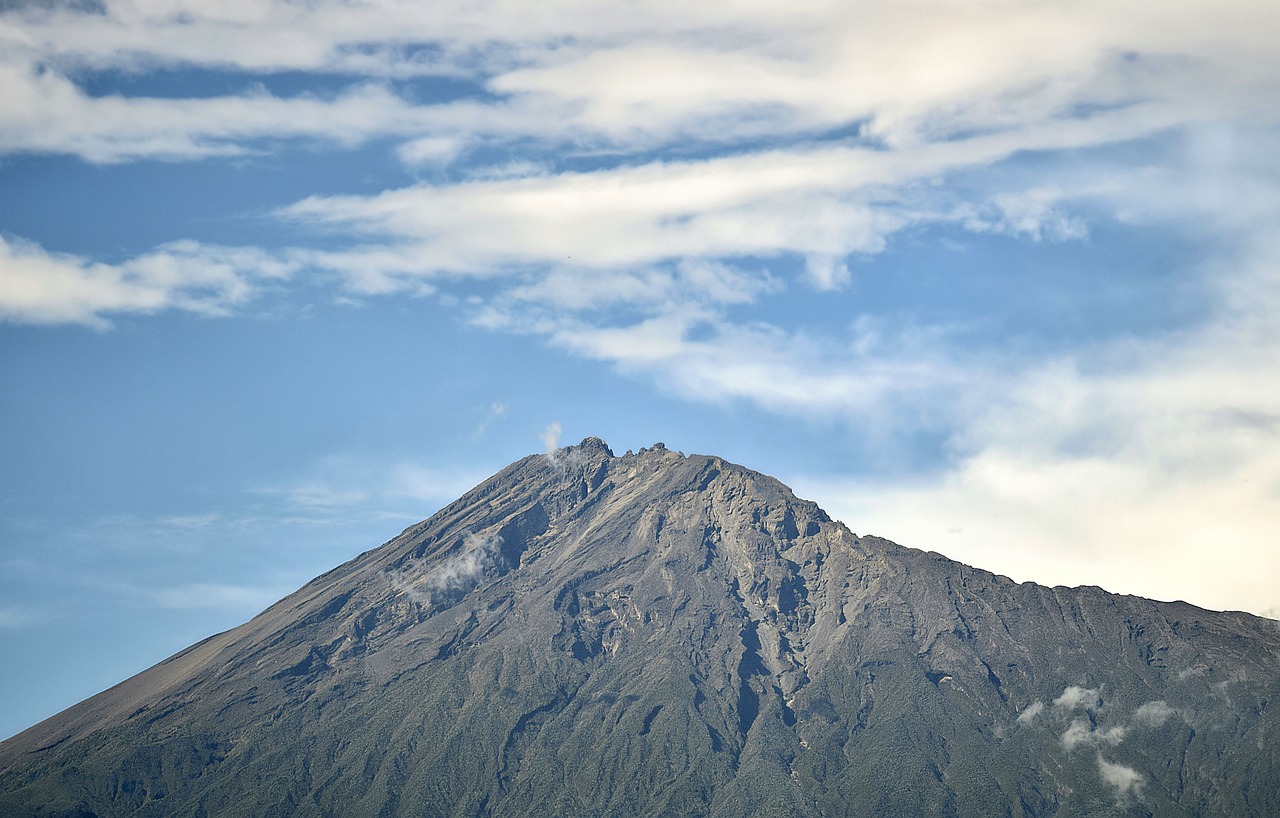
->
[2, 0, 1279, 740]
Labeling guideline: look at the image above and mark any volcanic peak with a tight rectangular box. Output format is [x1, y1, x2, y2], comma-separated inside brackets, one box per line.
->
[4, 437, 1280, 817]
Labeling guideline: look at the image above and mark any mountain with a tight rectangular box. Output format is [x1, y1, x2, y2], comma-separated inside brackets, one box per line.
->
[2, 438, 1278, 817]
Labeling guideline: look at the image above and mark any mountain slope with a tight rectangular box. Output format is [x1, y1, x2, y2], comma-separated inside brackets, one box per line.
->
[2, 438, 1278, 817]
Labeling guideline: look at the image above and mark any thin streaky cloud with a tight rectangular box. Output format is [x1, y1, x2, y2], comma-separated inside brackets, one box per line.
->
[0, 1, 1274, 167]
[0, 236, 295, 327]
[152, 582, 296, 611]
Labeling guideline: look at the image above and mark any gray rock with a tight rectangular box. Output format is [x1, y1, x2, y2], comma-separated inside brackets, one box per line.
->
[2, 438, 1278, 816]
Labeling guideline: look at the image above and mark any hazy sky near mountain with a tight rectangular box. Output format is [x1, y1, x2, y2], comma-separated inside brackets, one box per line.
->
[2, 0, 1279, 739]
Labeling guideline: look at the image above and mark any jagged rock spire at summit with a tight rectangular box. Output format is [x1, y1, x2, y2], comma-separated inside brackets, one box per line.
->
[2, 438, 1279, 817]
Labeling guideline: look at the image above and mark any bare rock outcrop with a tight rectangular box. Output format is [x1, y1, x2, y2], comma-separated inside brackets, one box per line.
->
[3, 438, 1278, 817]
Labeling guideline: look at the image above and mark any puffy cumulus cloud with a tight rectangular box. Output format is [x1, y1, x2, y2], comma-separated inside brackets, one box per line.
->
[1061, 717, 1127, 751]
[1096, 754, 1144, 801]
[0, 235, 296, 327]
[1016, 701, 1044, 725]
[1010, 685, 1150, 803]
[1053, 686, 1102, 712]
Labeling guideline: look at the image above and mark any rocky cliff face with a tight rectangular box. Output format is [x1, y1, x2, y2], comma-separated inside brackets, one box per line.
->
[3, 438, 1278, 817]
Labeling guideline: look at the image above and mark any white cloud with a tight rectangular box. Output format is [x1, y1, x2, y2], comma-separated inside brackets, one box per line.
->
[388, 463, 487, 505]
[1016, 701, 1044, 725]
[677, 259, 781, 306]
[0, 63, 465, 162]
[797, 298, 1280, 616]
[506, 267, 676, 312]
[963, 187, 1091, 242]
[0, 235, 295, 327]
[803, 255, 850, 291]
[397, 135, 465, 168]
[3, 0, 1279, 624]
[281, 113, 1181, 285]
[476, 402, 506, 435]
[540, 421, 562, 455]
[1, 0, 1276, 164]
[790, 142, 1280, 617]
[1061, 717, 1127, 751]
[1054, 686, 1101, 712]
[1059, 718, 1090, 750]
[1133, 700, 1176, 728]
[542, 311, 967, 422]
[385, 531, 501, 609]
[257, 455, 491, 528]
[1096, 754, 1144, 800]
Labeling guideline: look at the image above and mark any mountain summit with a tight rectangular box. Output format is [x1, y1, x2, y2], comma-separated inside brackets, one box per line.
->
[3, 438, 1278, 816]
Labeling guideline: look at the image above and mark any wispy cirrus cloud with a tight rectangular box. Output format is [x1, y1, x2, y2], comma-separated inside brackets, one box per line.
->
[153, 581, 292, 611]
[0, 63, 448, 161]
[260, 455, 490, 524]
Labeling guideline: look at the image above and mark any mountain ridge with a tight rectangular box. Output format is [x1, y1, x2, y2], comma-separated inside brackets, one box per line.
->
[3, 437, 1278, 817]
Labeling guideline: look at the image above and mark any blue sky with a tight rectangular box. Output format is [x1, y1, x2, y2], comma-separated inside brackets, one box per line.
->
[3, 0, 1279, 739]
